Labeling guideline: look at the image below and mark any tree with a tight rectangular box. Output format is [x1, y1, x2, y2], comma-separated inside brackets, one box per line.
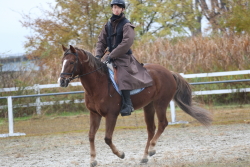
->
[220, 0, 250, 34]
[198, 0, 250, 34]
[21, 0, 110, 61]
[198, 0, 227, 33]
[127, 0, 202, 37]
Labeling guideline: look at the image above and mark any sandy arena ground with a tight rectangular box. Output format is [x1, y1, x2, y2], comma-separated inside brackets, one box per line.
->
[0, 124, 249, 167]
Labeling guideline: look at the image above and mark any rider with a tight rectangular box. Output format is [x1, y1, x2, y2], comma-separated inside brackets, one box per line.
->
[95, 0, 153, 116]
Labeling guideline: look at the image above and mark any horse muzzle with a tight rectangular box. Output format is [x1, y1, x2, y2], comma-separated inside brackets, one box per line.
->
[58, 77, 70, 87]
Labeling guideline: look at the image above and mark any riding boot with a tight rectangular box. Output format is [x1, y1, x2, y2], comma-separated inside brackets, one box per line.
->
[120, 90, 134, 116]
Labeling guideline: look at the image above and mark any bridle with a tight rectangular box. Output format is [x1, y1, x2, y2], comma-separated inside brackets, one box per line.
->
[60, 49, 107, 82]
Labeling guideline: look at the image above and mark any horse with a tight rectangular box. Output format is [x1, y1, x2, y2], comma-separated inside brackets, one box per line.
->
[58, 45, 212, 167]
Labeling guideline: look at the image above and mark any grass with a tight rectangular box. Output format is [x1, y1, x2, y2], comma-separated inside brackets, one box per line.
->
[44, 110, 89, 117]
[0, 110, 87, 123]
[0, 104, 249, 136]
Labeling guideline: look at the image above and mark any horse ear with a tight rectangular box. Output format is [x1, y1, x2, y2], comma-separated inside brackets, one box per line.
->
[62, 45, 68, 51]
[70, 45, 76, 53]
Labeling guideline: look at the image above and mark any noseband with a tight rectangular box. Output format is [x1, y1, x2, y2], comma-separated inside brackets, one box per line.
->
[60, 49, 107, 82]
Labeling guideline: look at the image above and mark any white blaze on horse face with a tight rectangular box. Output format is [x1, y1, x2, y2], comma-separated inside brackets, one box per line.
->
[61, 60, 68, 73]
[58, 59, 68, 85]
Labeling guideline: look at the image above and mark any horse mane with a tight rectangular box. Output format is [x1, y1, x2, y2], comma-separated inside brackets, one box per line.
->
[77, 47, 108, 75]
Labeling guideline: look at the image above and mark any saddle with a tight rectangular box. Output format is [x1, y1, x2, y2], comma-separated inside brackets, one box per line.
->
[107, 64, 144, 95]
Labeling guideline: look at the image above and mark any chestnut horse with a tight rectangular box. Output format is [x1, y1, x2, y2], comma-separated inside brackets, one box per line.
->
[58, 45, 212, 166]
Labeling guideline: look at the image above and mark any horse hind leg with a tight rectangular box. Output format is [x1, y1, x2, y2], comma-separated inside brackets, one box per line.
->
[141, 102, 156, 163]
[148, 99, 169, 157]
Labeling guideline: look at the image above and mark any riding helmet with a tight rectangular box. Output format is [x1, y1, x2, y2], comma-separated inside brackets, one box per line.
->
[111, 0, 126, 8]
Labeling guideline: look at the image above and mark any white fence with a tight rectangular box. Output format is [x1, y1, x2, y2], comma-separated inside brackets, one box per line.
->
[0, 70, 250, 137]
[169, 70, 250, 124]
[0, 82, 83, 114]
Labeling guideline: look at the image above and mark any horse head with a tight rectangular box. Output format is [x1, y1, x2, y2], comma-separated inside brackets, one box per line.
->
[58, 45, 86, 87]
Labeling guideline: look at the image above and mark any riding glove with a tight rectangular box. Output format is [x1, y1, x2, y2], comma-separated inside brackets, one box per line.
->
[107, 56, 113, 64]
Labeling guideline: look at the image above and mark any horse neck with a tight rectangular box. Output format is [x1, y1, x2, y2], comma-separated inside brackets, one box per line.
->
[79, 62, 108, 96]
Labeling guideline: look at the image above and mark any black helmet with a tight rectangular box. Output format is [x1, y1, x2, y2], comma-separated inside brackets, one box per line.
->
[111, 0, 125, 8]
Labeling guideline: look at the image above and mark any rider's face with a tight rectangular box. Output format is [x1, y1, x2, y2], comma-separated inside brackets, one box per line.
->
[112, 5, 124, 16]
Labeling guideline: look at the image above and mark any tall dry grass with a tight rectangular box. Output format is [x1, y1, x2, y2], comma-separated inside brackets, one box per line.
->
[133, 34, 250, 73]
[133, 34, 250, 105]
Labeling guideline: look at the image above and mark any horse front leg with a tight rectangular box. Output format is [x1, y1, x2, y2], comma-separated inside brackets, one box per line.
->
[104, 114, 125, 159]
[89, 111, 102, 167]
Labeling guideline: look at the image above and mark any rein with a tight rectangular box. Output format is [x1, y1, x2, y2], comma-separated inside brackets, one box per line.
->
[60, 50, 107, 82]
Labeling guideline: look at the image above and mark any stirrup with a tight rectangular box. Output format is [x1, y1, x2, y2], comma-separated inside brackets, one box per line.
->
[120, 104, 133, 116]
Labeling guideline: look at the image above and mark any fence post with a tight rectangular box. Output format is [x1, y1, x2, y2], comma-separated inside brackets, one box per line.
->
[170, 100, 176, 123]
[34, 84, 41, 115]
[7, 96, 14, 134]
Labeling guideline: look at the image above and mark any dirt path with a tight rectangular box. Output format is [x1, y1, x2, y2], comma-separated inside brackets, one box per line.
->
[1, 124, 249, 167]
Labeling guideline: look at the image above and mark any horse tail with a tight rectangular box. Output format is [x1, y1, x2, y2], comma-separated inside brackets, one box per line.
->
[171, 72, 212, 126]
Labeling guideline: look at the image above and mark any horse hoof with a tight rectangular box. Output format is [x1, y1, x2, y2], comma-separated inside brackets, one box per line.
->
[120, 152, 125, 159]
[149, 150, 156, 156]
[140, 158, 148, 163]
[90, 160, 97, 167]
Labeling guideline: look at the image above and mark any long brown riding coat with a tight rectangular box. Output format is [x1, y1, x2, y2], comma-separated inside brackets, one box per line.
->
[95, 14, 153, 90]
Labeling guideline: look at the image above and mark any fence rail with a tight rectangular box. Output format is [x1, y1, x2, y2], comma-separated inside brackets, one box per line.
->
[0, 82, 82, 93]
[0, 70, 249, 137]
[180, 70, 250, 78]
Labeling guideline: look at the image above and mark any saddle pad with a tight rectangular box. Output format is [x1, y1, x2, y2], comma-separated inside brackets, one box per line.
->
[108, 69, 144, 95]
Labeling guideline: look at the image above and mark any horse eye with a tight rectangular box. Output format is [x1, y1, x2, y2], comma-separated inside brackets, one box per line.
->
[70, 62, 74, 64]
